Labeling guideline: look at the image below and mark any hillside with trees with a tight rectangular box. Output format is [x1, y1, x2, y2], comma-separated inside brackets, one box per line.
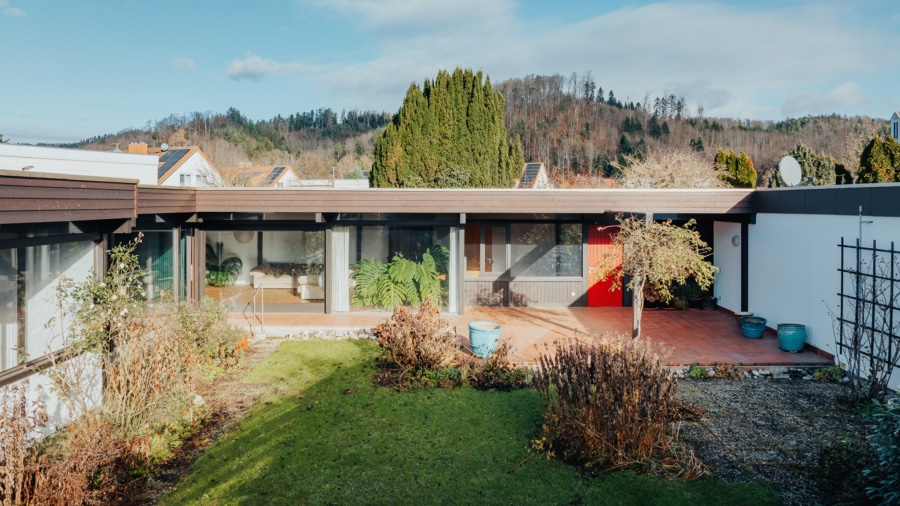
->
[77, 107, 391, 182]
[495, 72, 888, 186]
[63, 70, 890, 187]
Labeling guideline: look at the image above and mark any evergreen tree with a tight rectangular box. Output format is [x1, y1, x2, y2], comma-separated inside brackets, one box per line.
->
[690, 137, 704, 152]
[648, 116, 662, 139]
[784, 142, 836, 186]
[370, 68, 523, 188]
[715, 148, 756, 188]
[858, 135, 900, 183]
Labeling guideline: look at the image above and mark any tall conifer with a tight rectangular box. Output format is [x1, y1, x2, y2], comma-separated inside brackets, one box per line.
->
[371, 68, 524, 188]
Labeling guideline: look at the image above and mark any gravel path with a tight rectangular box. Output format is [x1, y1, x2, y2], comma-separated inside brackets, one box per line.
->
[676, 378, 876, 506]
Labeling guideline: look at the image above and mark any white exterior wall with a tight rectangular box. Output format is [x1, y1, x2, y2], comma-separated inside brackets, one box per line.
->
[0, 144, 156, 184]
[713, 221, 742, 312]
[747, 213, 900, 387]
[160, 152, 220, 187]
[9, 355, 104, 437]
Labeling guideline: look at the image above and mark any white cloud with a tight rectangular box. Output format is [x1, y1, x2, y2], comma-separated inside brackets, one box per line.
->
[4, 7, 25, 17]
[170, 56, 197, 73]
[0, 0, 26, 17]
[781, 82, 868, 117]
[300, 0, 897, 119]
[226, 54, 321, 81]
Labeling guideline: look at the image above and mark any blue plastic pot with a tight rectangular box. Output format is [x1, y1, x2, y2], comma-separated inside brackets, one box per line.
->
[777, 324, 806, 352]
[741, 316, 767, 339]
[469, 321, 502, 358]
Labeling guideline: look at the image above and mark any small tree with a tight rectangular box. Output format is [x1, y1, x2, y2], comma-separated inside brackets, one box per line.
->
[596, 216, 718, 338]
[614, 149, 727, 189]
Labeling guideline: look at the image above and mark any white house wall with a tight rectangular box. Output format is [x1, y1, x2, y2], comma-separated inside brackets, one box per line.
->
[713, 221, 742, 312]
[748, 213, 900, 389]
[161, 152, 219, 187]
[0, 144, 156, 184]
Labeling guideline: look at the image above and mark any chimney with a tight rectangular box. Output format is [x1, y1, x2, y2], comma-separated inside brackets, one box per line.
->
[127, 142, 149, 154]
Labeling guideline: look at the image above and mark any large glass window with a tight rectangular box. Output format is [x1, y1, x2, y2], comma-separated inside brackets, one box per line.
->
[204, 230, 325, 311]
[116, 231, 175, 304]
[467, 223, 582, 278]
[347, 225, 453, 311]
[0, 240, 95, 373]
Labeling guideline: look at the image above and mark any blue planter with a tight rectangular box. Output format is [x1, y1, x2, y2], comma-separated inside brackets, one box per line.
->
[741, 316, 767, 339]
[469, 321, 502, 358]
[777, 324, 806, 352]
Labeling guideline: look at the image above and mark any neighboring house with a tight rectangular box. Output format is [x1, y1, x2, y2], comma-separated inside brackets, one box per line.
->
[0, 143, 157, 184]
[127, 143, 220, 187]
[516, 162, 554, 189]
[892, 112, 899, 141]
[251, 165, 301, 188]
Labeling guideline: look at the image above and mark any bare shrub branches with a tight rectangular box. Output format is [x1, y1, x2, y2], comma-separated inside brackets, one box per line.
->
[595, 216, 717, 337]
[532, 332, 701, 477]
[372, 301, 458, 375]
[614, 149, 727, 189]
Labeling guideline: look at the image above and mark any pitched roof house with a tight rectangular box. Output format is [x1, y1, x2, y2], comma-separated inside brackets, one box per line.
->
[127, 143, 220, 186]
[516, 162, 554, 189]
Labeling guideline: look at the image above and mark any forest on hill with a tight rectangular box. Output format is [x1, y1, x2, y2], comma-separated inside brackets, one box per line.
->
[79, 107, 391, 179]
[496, 72, 888, 186]
[73, 71, 889, 186]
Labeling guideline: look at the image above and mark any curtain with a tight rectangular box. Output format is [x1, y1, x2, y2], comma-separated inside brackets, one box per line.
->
[332, 226, 350, 312]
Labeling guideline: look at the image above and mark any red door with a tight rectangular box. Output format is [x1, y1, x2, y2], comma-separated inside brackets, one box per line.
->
[587, 225, 623, 307]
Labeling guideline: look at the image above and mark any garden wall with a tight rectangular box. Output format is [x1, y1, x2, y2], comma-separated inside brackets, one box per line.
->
[747, 211, 900, 391]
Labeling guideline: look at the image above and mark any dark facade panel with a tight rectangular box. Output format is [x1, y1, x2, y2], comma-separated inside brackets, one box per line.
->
[137, 186, 197, 215]
[757, 184, 900, 218]
[0, 173, 137, 224]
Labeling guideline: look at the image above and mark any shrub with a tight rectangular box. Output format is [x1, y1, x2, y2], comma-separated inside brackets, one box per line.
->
[372, 301, 457, 374]
[688, 363, 708, 380]
[464, 338, 530, 391]
[9, 236, 247, 502]
[813, 436, 877, 505]
[532, 332, 697, 476]
[864, 400, 900, 505]
[0, 382, 45, 505]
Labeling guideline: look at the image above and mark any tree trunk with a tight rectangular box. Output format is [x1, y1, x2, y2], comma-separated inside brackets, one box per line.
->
[632, 274, 644, 338]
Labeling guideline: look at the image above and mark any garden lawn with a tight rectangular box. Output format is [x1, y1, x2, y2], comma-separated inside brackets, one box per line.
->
[160, 340, 778, 506]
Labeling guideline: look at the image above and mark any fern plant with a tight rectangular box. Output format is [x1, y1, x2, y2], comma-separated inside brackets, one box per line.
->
[350, 245, 449, 309]
[205, 242, 243, 287]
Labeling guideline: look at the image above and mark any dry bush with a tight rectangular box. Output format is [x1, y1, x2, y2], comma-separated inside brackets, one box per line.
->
[533, 332, 701, 476]
[29, 417, 120, 506]
[0, 382, 45, 506]
[372, 301, 458, 374]
[614, 149, 728, 189]
[461, 337, 530, 391]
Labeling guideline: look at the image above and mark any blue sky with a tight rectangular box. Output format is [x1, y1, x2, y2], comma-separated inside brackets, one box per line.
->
[2, 0, 899, 144]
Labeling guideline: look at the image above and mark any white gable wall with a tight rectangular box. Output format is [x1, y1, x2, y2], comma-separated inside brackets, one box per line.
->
[160, 152, 221, 187]
[0, 144, 156, 184]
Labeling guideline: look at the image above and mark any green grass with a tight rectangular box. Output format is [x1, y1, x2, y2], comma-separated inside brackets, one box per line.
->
[160, 340, 779, 506]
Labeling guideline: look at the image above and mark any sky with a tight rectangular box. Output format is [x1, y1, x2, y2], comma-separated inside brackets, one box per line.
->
[1, 0, 899, 144]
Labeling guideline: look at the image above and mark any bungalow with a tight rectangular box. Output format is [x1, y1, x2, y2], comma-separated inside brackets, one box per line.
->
[1, 144, 899, 427]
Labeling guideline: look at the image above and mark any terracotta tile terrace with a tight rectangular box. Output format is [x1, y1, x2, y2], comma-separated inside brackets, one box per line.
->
[228, 306, 834, 367]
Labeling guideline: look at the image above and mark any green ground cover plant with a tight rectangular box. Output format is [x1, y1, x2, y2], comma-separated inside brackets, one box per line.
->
[160, 340, 778, 505]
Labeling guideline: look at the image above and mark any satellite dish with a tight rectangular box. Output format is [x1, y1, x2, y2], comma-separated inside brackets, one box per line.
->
[160, 143, 169, 152]
[779, 156, 801, 186]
